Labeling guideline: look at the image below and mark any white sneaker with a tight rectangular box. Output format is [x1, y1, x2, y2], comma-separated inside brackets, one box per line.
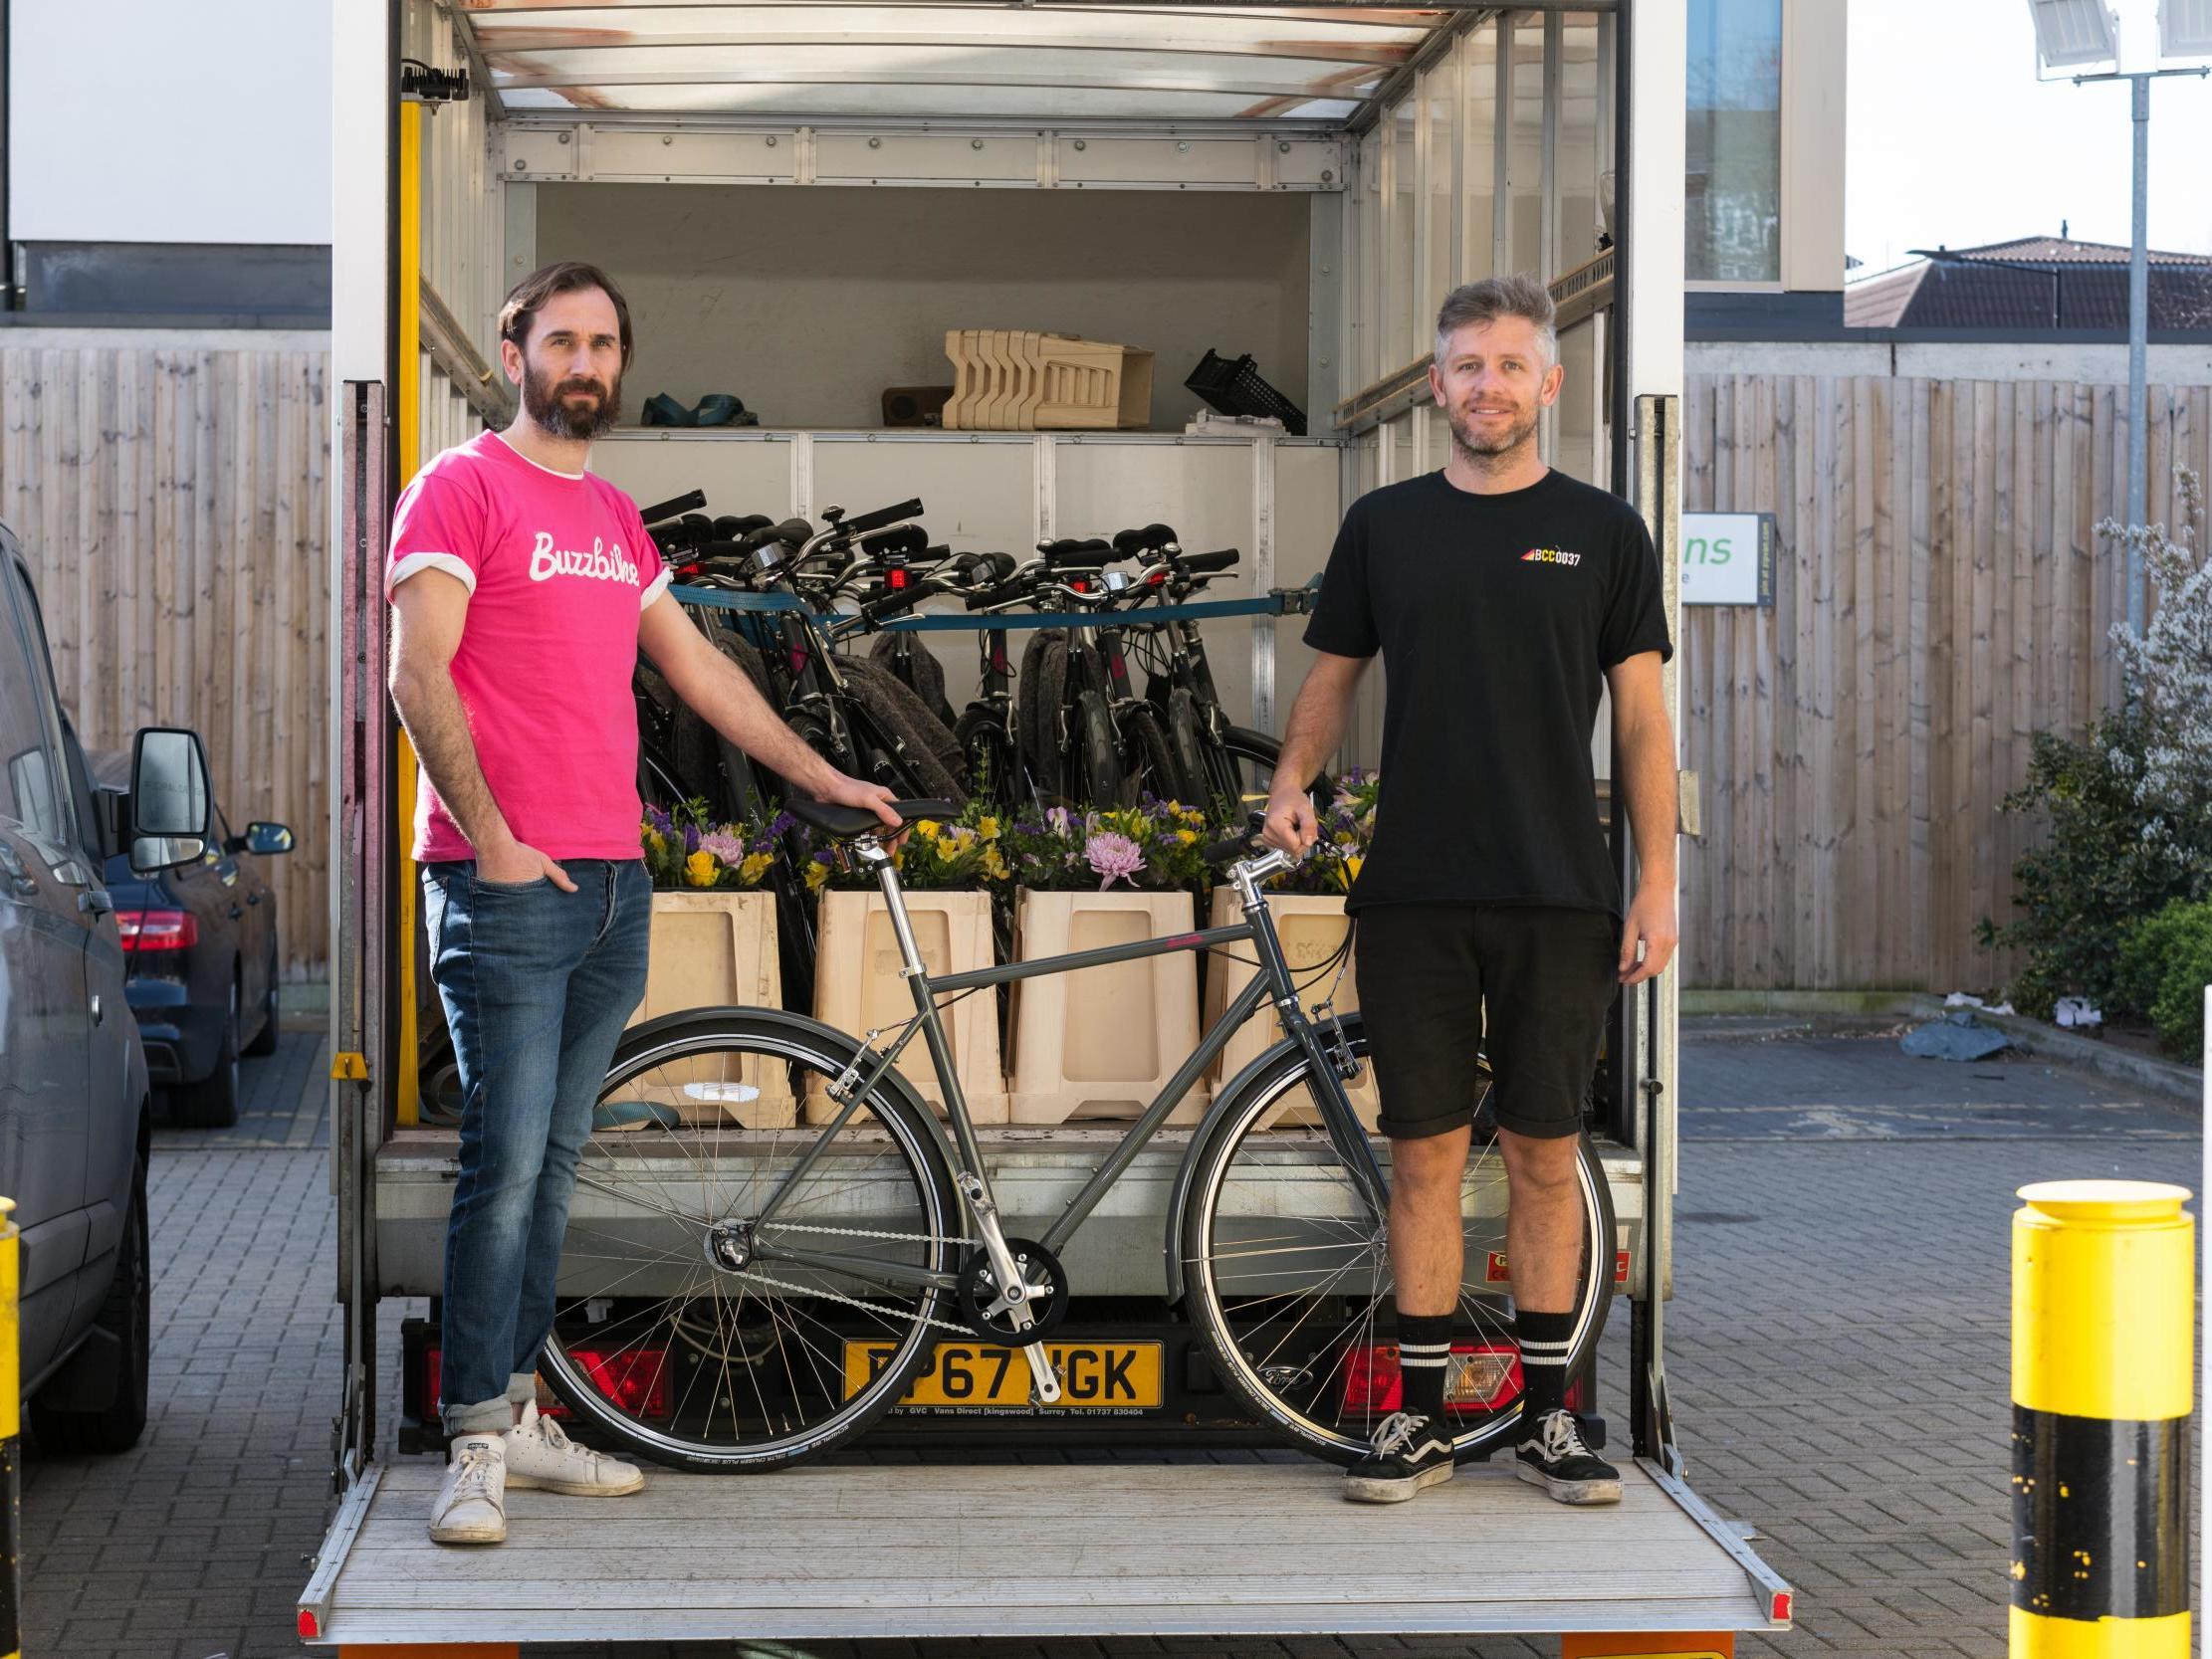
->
[428, 1433, 508, 1545]
[503, 1398, 646, 1496]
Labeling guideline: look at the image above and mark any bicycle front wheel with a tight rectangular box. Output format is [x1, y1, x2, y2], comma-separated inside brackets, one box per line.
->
[544, 1009, 962, 1472]
[1179, 1020, 1615, 1465]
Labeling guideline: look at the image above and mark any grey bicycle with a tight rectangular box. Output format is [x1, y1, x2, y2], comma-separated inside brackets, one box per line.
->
[541, 798, 1616, 1471]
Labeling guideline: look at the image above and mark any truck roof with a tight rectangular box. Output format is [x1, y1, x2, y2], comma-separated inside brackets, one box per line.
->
[454, 3, 1453, 124]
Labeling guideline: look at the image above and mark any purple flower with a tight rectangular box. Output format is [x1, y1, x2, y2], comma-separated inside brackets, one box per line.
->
[1084, 831, 1147, 890]
[684, 824, 702, 855]
[645, 804, 675, 837]
[1045, 806, 1075, 835]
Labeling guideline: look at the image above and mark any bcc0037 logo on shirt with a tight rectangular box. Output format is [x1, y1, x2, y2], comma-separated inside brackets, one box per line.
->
[1520, 546, 1583, 566]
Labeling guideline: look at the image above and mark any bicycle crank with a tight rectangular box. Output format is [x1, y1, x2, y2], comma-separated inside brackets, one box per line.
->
[957, 1236, 1070, 1344]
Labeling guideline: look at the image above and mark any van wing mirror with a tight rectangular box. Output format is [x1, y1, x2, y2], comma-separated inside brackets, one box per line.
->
[128, 727, 213, 873]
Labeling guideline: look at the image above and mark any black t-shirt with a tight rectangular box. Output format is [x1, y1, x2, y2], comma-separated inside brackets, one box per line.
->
[1303, 468, 1672, 917]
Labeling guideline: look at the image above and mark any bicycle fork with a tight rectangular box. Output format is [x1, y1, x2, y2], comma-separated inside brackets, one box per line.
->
[866, 846, 1065, 1404]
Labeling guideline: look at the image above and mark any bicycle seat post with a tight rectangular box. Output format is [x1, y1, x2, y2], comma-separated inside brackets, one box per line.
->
[854, 835, 932, 984]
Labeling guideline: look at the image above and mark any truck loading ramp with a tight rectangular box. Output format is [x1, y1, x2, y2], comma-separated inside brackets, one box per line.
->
[299, 1456, 1791, 1647]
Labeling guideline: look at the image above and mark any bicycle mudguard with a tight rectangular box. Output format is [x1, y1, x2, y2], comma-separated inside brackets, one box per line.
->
[1160, 1014, 1370, 1308]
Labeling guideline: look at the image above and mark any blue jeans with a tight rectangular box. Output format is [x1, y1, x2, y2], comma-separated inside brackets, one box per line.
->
[421, 858, 652, 1434]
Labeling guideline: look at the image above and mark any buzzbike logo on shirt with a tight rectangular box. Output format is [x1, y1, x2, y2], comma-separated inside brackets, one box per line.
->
[1521, 546, 1583, 567]
[529, 530, 641, 587]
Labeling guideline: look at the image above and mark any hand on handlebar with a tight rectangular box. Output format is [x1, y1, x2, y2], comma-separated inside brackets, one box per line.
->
[1259, 784, 1318, 857]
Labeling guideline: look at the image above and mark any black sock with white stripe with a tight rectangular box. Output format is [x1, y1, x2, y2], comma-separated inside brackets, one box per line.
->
[1516, 1309, 1575, 1424]
[1395, 1312, 1453, 1420]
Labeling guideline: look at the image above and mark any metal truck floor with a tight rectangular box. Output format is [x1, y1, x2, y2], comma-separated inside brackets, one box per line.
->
[300, 1455, 1791, 1646]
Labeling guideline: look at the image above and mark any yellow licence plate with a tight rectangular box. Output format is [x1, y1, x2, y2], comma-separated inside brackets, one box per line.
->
[842, 1340, 1164, 1410]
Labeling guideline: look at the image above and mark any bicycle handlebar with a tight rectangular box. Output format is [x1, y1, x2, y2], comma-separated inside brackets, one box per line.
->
[840, 497, 926, 537]
[637, 488, 708, 525]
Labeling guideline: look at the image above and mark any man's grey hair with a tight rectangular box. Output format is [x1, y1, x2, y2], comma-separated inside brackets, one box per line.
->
[1434, 275, 1557, 369]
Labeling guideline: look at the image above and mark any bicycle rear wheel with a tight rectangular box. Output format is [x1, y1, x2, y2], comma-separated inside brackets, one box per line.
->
[1179, 1017, 1615, 1466]
[544, 1009, 962, 1472]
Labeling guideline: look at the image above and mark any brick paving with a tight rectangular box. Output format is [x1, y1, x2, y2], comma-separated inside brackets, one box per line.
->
[18, 1023, 2202, 1658]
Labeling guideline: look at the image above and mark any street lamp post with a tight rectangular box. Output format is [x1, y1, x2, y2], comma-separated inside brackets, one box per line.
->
[2025, 0, 2209, 637]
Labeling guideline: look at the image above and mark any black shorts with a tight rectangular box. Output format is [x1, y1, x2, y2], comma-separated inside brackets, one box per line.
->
[1353, 904, 1619, 1141]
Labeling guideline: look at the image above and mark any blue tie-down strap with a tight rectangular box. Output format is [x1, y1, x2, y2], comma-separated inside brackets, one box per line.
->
[666, 580, 1320, 632]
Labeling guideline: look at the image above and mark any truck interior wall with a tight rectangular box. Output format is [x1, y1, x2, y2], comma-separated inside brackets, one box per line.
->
[531, 182, 1313, 432]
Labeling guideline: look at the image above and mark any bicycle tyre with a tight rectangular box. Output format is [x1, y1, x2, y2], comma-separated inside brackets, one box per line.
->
[1119, 704, 1182, 804]
[1164, 688, 1213, 807]
[870, 632, 957, 730]
[1017, 631, 1069, 800]
[1073, 688, 1127, 806]
[542, 1007, 962, 1472]
[840, 659, 969, 804]
[1179, 1016, 1615, 1467]
[954, 707, 1021, 811]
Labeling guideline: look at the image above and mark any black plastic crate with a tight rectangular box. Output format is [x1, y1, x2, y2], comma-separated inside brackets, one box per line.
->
[1184, 350, 1307, 437]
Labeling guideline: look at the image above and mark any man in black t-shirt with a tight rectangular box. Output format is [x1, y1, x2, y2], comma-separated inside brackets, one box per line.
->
[1263, 275, 1677, 1508]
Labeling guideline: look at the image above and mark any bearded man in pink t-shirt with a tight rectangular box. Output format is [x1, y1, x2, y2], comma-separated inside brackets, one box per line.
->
[385, 262, 899, 1547]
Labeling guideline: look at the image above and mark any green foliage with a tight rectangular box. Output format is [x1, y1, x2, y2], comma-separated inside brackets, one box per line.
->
[1988, 477, 2212, 1037]
[2120, 897, 2212, 1061]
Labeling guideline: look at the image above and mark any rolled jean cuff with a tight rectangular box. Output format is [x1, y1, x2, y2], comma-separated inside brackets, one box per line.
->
[446, 1392, 516, 1436]
[506, 1372, 538, 1406]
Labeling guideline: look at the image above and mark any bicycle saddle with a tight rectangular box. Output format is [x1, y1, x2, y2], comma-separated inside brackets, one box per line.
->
[1039, 536, 1116, 569]
[783, 796, 958, 839]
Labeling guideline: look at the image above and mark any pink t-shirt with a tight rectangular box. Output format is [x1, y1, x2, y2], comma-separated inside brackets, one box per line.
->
[384, 431, 670, 863]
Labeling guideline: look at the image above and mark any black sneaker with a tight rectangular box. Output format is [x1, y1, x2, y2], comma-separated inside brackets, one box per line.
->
[1514, 1409, 1623, 1505]
[1342, 1411, 1455, 1503]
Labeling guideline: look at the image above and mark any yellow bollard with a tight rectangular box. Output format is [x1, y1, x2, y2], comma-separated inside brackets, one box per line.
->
[1, 1195, 18, 1659]
[2012, 1180, 2192, 1657]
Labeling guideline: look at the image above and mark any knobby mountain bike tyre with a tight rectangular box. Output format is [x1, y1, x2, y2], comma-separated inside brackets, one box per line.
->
[838, 658, 969, 804]
[543, 1008, 962, 1472]
[870, 631, 957, 729]
[1179, 1015, 1615, 1466]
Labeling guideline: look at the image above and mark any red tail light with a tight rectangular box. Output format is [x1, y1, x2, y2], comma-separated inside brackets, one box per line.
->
[1342, 1343, 1522, 1414]
[117, 909, 197, 951]
[567, 1348, 670, 1418]
[887, 565, 909, 590]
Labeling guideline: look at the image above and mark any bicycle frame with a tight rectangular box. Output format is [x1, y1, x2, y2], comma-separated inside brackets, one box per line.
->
[748, 846, 1386, 1297]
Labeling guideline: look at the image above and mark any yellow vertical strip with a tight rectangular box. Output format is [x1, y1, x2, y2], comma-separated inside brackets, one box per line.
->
[2, 1196, 21, 1659]
[395, 102, 423, 1127]
[0, 1198, 19, 1440]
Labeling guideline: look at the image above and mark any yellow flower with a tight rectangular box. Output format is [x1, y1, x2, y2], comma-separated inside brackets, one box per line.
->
[739, 851, 774, 886]
[683, 850, 719, 889]
[804, 860, 829, 892]
[983, 846, 1009, 882]
[978, 815, 1001, 840]
[914, 819, 941, 839]
[1336, 855, 1364, 892]
[934, 836, 962, 862]
[644, 827, 666, 856]
[1176, 828, 1198, 845]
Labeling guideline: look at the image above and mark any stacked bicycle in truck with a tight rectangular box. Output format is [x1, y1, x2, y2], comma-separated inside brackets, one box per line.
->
[633, 489, 1306, 825]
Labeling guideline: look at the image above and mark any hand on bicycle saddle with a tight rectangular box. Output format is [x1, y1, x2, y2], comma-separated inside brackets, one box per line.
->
[811, 771, 905, 832]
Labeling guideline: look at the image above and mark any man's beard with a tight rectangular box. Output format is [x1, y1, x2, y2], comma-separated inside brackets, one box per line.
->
[523, 361, 622, 440]
[1447, 401, 1539, 464]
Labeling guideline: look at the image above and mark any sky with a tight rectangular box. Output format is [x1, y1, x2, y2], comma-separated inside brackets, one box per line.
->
[1846, 0, 2212, 273]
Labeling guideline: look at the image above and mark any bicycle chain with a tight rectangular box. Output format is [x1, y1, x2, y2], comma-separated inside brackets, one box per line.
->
[719, 1262, 977, 1338]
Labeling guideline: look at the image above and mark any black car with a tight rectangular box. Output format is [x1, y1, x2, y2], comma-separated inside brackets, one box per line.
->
[95, 753, 293, 1128]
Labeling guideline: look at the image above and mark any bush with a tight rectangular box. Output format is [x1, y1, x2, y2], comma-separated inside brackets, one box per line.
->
[1988, 473, 2212, 1021]
[2126, 898, 2212, 1062]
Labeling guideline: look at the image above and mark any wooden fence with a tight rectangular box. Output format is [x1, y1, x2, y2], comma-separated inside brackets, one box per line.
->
[1680, 373, 2211, 992]
[4, 340, 2198, 992]
[0, 341, 331, 979]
